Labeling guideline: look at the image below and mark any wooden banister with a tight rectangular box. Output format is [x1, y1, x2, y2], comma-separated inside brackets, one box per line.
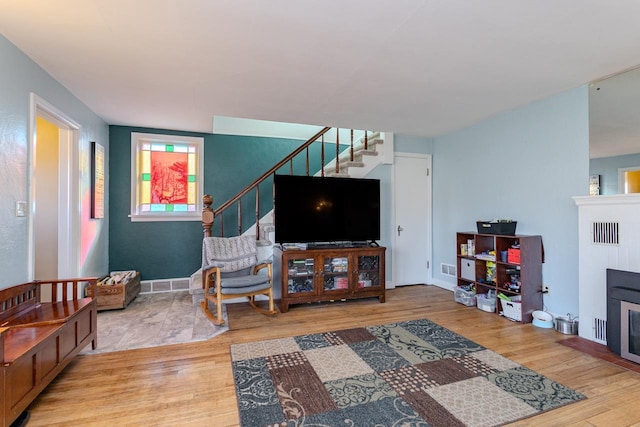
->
[212, 126, 332, 218]
[204, 126, 374, 238]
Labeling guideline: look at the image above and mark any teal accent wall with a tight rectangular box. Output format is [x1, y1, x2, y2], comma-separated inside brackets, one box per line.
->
[109, 126, 343, 280]
[590, 153, 640, 195]
[431, 86, 589, 316]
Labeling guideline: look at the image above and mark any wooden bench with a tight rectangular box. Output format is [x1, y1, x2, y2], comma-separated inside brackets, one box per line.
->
[0, 278, 98, 427]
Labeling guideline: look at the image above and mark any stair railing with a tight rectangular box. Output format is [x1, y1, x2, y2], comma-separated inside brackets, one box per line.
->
[202, 126, 370, 239]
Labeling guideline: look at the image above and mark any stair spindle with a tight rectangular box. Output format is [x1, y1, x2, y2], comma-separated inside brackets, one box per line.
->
[321, 134, 325, 177]
[255, 185, 260, 241]
[237, 200, 242, 236]
[350, 129, 354, 162]
[335, 128, 340, 174]
[305, 147, 309, 176]
[364, 131, 368, 150]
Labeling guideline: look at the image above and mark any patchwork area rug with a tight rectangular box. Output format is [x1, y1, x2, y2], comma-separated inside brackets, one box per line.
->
[231, 318, 585, 427]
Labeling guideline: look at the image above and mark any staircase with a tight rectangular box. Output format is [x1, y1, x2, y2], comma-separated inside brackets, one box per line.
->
[189, 128, 386, 303]
[253, 132, 383, 248]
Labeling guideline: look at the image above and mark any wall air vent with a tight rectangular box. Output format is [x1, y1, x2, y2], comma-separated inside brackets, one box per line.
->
[594, 317, 607, 344]
[592, 221, 619, 245]
[440, 263, 456, 277]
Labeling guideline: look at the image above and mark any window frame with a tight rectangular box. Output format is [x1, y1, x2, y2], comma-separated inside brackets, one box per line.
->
[130, 132, 204, 222]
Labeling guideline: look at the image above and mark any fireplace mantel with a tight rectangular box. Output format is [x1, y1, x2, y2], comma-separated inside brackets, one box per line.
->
[574, 193, 640, 206]
[574, 193, 640, 344]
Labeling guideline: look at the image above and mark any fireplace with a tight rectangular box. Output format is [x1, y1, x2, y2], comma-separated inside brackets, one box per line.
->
[607, 268, 640, 363]
[575, 194, 640, 346]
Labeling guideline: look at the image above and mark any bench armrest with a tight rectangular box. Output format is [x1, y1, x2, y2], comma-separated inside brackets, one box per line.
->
[0, 326, 7, 363]
[35, 277, 98, 301]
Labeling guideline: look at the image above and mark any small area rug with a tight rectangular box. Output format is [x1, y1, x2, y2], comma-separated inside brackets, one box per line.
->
[81, 291, 228, 354]
[231, 318, 585, 427]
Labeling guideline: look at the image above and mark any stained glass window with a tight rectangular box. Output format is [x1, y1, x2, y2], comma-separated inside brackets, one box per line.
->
[130, 133, 203, 221]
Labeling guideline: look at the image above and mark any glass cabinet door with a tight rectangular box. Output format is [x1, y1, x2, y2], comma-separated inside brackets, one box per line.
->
[286, 257, 315, 295]
[321, 256, 349, 292]
[357, 254, 381, 289]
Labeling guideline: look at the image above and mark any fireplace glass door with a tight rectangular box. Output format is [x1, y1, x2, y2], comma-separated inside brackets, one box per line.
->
[621, 301, 640, 364]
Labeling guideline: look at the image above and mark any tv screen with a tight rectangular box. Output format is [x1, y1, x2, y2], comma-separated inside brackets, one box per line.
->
[274, 174, 380, 244]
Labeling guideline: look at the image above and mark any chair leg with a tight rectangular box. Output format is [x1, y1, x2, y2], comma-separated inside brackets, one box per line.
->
[247, 292, 278, 316]
[268, 288, 275, 312]
[201, 299, 225, 326]
[217, 298, 224, 325]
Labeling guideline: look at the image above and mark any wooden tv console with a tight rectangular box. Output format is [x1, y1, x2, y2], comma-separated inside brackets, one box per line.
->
[273, 245, 386, 313]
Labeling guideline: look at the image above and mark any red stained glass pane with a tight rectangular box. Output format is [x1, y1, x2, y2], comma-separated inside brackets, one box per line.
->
[151, 151, 188, 204]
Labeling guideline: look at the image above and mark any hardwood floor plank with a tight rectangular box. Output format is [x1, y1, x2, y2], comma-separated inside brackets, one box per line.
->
[24, 285, 640, 426]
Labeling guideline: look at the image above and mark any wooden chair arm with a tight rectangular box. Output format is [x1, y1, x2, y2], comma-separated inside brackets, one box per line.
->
[253, 263, 272, 281]
[203, 266, 221, 293]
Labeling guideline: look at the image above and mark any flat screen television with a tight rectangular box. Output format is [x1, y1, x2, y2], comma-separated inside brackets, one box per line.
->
[274, 174, 380, 245]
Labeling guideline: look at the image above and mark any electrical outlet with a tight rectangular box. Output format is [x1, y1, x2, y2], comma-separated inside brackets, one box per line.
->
[543, 285, 550, 294]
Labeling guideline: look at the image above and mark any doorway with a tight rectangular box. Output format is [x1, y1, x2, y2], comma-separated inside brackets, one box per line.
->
[619, 166, 640, 194]
[29, 94, 81, 281]
[392, 153, 432, 287]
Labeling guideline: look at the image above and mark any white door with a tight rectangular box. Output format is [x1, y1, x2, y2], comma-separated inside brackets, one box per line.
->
[393, 153, 432, 286]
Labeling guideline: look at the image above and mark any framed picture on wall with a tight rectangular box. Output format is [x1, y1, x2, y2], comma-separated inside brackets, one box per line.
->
[91, 141, 105, 219]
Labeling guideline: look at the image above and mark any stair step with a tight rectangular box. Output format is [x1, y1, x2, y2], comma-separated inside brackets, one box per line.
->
[325, 171, 351, 178]
[338, 144, 380, 162]
[260, 223, 275, 232]
[333, 160, 365, 168]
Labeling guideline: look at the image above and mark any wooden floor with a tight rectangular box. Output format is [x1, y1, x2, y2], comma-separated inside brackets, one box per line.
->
[26, 285, 640, 426]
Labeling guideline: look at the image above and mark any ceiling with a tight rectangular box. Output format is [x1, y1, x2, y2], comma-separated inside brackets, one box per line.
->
[2, 1, 640, 155]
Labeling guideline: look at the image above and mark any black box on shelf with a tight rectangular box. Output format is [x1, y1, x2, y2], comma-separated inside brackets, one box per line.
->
[476, 221, 517, 235]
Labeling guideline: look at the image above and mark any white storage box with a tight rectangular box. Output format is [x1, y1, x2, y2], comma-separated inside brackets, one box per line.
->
[476, 293, 496, 312]
[501, 296, 522, 321]
[454, 286, 476, 306]
[460, 259, 475, 281]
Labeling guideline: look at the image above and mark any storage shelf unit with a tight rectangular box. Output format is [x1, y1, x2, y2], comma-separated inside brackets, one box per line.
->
[456, 232, 543, 323]
[274, 246, 386, 313]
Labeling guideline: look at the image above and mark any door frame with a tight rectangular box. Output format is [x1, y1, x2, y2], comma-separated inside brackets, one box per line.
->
[28, 93, 82, 280]
[391, 152, 433, 288]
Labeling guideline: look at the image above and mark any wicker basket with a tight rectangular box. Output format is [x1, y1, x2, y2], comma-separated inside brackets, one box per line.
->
[501, 296, 522, 321]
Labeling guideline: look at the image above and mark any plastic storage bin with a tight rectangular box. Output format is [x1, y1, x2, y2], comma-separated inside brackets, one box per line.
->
[501, 295, 522, 321]
[476, 293, 497, 312]
[454, 286, 476, 306]
[507, 248, 521, 264]
[477, 221, 517, 235]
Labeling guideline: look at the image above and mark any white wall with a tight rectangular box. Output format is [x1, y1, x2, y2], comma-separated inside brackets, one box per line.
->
[430, 86, 590, 316]
[0, 34, 109, 287]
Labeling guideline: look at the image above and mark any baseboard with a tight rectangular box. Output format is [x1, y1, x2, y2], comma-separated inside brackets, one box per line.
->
[430, 279, 455, 292]
[385, 281, 454, 291]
